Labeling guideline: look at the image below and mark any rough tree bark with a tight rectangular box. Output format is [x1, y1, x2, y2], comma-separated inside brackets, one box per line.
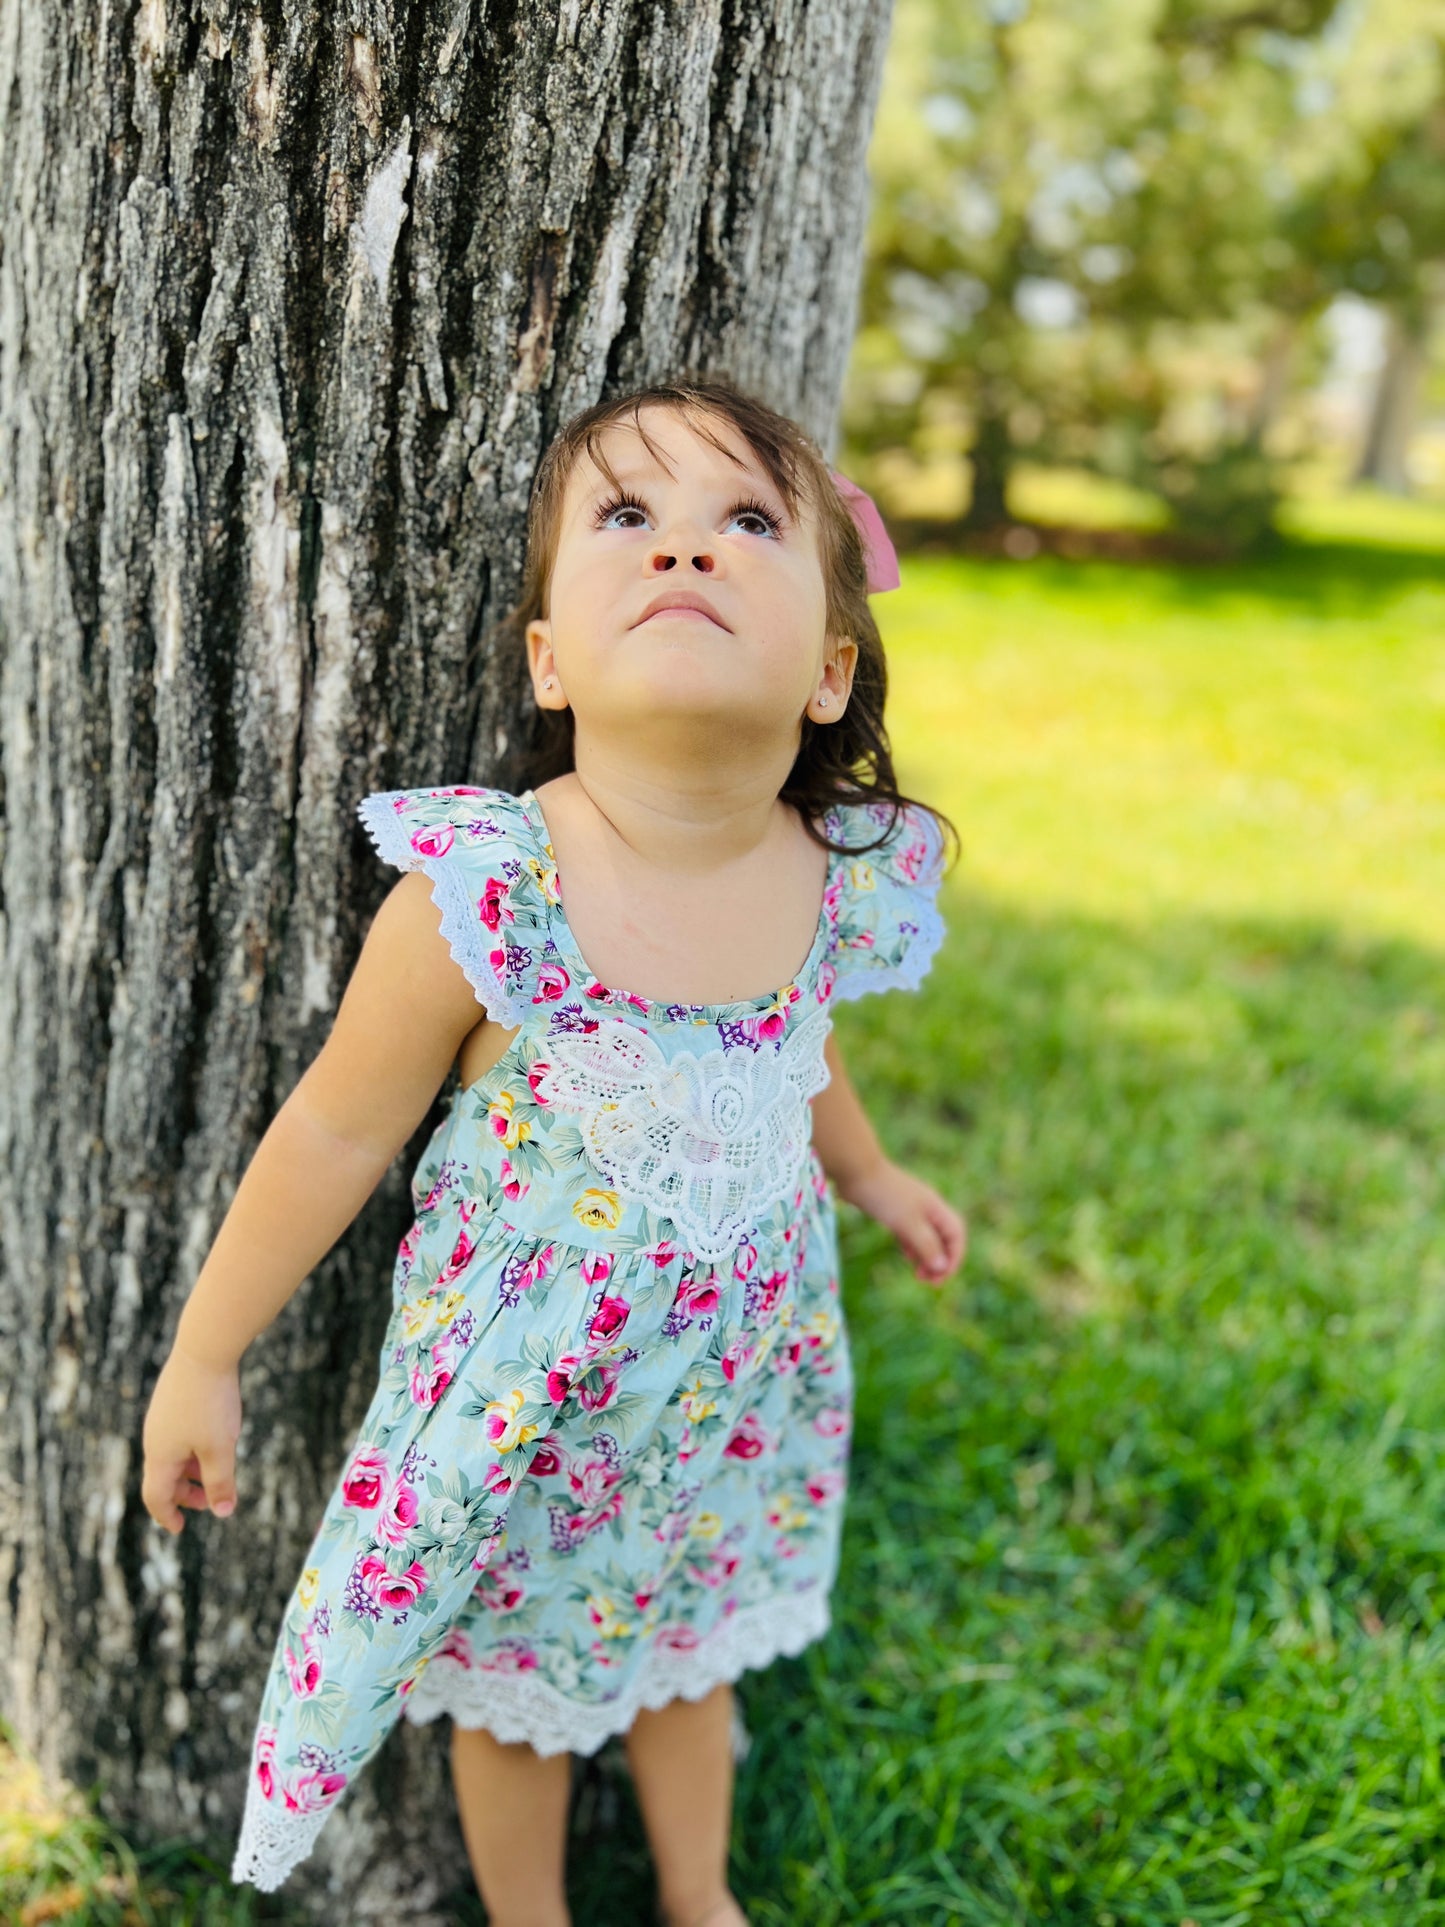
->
[0, 1, 894, 1918]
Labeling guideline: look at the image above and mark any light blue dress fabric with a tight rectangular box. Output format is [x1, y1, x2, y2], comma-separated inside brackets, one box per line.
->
[231, 782, 947, 1892]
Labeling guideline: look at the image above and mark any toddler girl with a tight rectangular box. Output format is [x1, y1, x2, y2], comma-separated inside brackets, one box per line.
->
[141, 375, 966, 1926]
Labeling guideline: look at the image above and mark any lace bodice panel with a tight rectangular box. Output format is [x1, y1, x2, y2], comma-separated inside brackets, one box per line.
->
[354, 784, 948, 1261]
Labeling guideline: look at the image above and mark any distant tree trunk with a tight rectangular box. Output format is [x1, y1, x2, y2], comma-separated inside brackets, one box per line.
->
[964, 406, 1013, 531]
[1245, 316, 1297, 450]
[0, 3, 893, 1919]
[1354, 304, 1430, 493]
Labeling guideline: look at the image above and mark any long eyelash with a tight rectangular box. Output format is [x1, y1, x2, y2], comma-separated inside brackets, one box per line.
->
[593, 489, 651, 527]
[728, 497, 786, 535]
[592, 490, 784, 535]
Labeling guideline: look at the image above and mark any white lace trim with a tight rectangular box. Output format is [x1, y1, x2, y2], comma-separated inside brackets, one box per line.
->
[532, 1005, 833, 1263]
[229, 1582, 829, 1893]
[828, 890, 947, 1004]
[402, 1578, 829, 1754]
[356, 791, 524, 1028]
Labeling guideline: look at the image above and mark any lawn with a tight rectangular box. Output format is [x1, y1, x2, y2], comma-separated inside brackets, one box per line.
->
[730, 493, 1445, 1924]
[5, 494, 1443, 1924]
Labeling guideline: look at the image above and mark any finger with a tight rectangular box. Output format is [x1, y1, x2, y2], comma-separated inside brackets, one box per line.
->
[196, 1449, 238, 1518]
[141, 1469, 186, 1536]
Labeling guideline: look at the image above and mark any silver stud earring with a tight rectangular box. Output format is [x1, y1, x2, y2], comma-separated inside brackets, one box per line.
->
[818, 693, 829, 707]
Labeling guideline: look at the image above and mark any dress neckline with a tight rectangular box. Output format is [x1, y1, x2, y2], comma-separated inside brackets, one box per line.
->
[517, 786, 841, 1021]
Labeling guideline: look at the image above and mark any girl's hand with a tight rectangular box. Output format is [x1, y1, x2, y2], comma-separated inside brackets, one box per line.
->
[837, 1157, 967, 1286]
[141, 1342, 243, 1535]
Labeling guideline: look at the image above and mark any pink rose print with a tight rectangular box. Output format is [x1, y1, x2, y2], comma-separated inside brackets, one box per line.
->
[814, 1405, 851, 1438]
[547, 1352, 582, 1405]
[576, 1358, 622, 1412]
[807, 1469, 846, 1505]
[686, 1544, 742, 1589]
[480, 1642, 540, 1674]
[645, 1239, 683, 1268]
[409, 1331, 456, 1408]
[723, 1411, 771, 1461]
[529, 1436, 569, 1478]
[411, 823, 454, 860]
[354, 1551, 430, 1614]
[376, 1474, 421, 1547]
[283, 1627, 322, 1698]
[527, 1060, 554, 1101]
[342, 1445, 390, 1511]
[586, 1293, 631, 1347]
[655, 1622, 700, 1655]
[475, 1564, 527, 1614]
[478, 873, 513, 932]
[720, 1336, 759, 1383]
[481, 1463, 514, 1499]
[255, 1723, 278, 1798]
[279, 1764, 348, 1815]
[752, 1271, 788, 1321]
[674, 1273, 720, 1319]
[569, 1455, 624, 1512]
[499, 1156, 528, 1201]
[435, 1625, 476, 1668]
[533, 961, 572, 1003]
[732, 1241, 760, 1280]
[775, 1336, 805, 1377]
[436, 1198, 484, 1287]
[581, 1250, 614, 1289]
[395, 1223, 421, 1279]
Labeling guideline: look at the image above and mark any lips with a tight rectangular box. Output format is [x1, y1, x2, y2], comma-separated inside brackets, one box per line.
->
[634, 592, 730, 630]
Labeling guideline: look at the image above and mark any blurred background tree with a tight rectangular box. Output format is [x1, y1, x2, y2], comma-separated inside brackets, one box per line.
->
[844, 0, 1445, 550]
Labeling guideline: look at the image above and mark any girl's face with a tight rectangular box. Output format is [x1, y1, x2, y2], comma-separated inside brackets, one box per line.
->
[525, 406, 856, 763]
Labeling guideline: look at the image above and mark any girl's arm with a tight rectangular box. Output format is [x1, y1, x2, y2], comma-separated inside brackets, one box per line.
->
[811, 1027, 967, 1286]
[172, 871, 487, 1371]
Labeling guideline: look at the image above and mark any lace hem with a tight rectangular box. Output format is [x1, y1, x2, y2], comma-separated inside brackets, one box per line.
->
[829, 892, 947, 1003]
[229, 1582, 829, 1893]
[402, 1578, 830, 1756]
[355, 792, 522, 1028]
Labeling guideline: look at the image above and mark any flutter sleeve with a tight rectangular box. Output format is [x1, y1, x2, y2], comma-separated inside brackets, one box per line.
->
[824, 797, 949, 1004]
[355, 784, 537, 1028]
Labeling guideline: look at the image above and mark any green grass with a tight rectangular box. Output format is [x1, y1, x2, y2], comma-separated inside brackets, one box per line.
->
[725, 502, 1445, 1923]
[6, 494, 1442, 1923]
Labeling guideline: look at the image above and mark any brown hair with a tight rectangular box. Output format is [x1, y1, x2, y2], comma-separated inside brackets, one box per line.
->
[475, 373, 959, 868]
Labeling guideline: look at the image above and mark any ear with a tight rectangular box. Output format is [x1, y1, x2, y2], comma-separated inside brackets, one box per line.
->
[808, 637, 858, 722]
[526, 617, 566, 709]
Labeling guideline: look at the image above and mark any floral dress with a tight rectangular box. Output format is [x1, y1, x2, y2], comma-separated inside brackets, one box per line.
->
[230, 782, 947, 1893]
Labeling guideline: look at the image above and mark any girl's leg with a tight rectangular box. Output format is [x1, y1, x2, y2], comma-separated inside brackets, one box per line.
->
[622, 1681, 749, 1927]
[449, 1721, 575, 1927]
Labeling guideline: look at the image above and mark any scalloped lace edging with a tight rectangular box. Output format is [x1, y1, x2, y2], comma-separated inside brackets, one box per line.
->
[355, 793, 522, 1029]
[401, 1579, 830, 1756]
[229, 1581, 829, 1893]
[829, 893, 947, 1004]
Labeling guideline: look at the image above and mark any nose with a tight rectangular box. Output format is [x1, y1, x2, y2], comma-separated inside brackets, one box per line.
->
[647, 529, 716, 574]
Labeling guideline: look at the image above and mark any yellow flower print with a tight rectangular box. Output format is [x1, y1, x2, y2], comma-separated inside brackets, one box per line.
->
[768, 1493, 810, 1534]
[528, 855, 562, 907]
[679, 1375, 717, 1423]
[847, 859, 876, 894]
[483, 1388, 541, 1455]
[297, 1567, 320, 1612]
[585, 1592, 633, 1640]
[574, 1189, 622, 1232]
[434, 1289, 467, 1327]
[803, 1307, 839, 1348]
[690, 1511, 723, 1542]
[487, 1088, 532, 1150]
[401, 1296, 437, 1341]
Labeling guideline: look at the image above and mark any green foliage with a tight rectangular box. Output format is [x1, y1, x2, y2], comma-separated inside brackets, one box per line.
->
[847, 0, 1445, 543]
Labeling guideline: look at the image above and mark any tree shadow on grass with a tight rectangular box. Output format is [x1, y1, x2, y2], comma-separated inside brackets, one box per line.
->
[725, 893, 1445, 1924]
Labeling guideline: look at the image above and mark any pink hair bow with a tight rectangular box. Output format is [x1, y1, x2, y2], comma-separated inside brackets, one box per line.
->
[830, 469, 901, 593]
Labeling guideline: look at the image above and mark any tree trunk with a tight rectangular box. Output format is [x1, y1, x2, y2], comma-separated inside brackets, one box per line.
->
[0, 2, 893, 1918]
[1353, 304, 1430, 494]
[963, 405, 1013, 532]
